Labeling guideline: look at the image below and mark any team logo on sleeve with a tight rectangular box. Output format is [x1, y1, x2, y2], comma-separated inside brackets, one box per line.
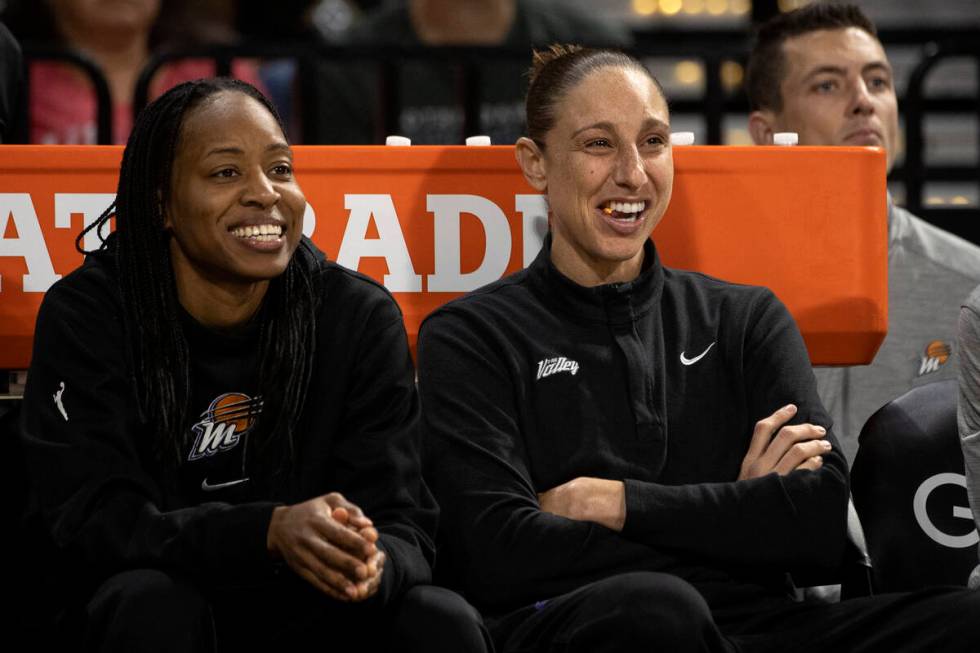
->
[52, 381, 68, 421]
[188, 392, 263, 461]
[918, 340, 951, 377]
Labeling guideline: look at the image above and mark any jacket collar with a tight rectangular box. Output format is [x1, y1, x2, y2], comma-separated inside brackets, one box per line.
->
[527, 233, 664, 325]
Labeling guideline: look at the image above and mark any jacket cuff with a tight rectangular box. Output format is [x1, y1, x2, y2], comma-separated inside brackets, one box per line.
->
[372, 533, 432, 605]
[621, 478, 649, 538]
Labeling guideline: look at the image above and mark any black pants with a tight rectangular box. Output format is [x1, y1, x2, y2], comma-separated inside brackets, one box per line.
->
[489, 571, 980, 653]
[81, 568, 492, 652]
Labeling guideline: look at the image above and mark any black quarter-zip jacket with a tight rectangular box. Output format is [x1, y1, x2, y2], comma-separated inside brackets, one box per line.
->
[20, 239, 436, 603]
[418, 236, 849, 614]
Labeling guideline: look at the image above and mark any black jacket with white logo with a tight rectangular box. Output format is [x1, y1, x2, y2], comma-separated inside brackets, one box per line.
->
[418, 236, 848, 613]
[21, 239, 435, 602]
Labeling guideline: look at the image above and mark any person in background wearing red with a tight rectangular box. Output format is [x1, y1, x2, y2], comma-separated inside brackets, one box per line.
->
[6, 0, 264, 144]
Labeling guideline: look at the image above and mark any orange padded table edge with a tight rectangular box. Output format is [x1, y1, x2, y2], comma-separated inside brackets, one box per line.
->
[0, 145, 887, 369]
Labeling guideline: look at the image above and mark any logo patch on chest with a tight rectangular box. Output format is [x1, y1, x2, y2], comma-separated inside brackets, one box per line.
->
[680, 342, 716, 366]
[536, 356, 580, 380]
[188, 392, 263, 461]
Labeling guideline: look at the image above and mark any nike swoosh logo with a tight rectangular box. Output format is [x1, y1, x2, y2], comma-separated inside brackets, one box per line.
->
[201, 477, 250, 492]
[680, 342, 716, 366]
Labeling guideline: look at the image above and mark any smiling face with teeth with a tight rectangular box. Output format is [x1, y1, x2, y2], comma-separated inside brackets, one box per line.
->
[516, 65, 673, 287]
[164, 90, 305, 316]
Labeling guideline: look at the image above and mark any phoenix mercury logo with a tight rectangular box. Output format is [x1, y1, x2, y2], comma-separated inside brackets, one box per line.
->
[188, 392, 263, 461]
[536, 356, 580, 380]
[918, 340, 952, 377]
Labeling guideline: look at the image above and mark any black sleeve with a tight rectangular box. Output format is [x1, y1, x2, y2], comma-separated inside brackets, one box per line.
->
[620, 290, 850, 570]
[325, 292, 436, 604]
[20, 273, 280, 588]
[418, 309, 676, 611]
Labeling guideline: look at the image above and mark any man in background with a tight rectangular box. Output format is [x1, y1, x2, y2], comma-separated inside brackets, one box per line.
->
[747, 2, 980, 464]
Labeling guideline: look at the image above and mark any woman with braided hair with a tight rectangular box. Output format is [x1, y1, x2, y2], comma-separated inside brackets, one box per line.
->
[21, 78, 488, 651]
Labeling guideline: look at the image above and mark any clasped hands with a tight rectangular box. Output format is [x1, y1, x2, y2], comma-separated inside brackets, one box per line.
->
[267, 492, 384, 602]
[538, 403, 830, 530]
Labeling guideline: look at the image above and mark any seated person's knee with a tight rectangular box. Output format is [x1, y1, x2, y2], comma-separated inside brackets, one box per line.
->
[87, 569, 212, 646]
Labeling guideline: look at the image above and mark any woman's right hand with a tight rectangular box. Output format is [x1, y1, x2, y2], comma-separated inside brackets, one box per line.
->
[266, 492, 381, 601]
[738, 404, 832, 480]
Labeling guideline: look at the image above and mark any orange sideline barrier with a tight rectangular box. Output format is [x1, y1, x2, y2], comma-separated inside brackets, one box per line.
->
[0, 145, 887, 369]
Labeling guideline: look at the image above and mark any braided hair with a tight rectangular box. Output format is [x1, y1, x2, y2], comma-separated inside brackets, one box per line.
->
[77, 78, 318, 481]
